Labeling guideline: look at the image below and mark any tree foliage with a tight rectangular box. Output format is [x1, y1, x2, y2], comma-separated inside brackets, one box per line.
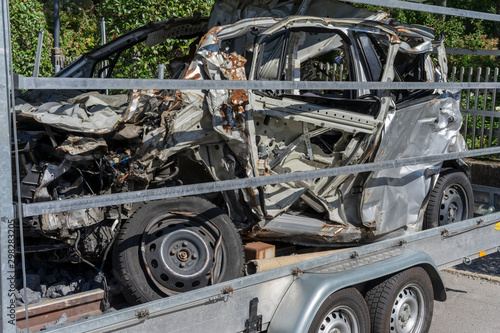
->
[10, 0, 53, 77]
[39, 0, 100, 59]
[356, 0, 499, 69]
[10, 0, 213, 77]
[95, 0, 214, 78]
[8, 0, 500, 77]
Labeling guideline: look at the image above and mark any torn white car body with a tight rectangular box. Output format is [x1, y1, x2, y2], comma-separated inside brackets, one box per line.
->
[15, 1, 473, 302]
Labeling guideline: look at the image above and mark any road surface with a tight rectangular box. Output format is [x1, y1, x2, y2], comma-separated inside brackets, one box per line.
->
[430, 269, 500, 332]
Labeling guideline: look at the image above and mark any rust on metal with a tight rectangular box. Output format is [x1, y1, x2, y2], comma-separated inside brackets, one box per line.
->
[230, 89, 249, 109]
[244, 241, 276, 260]
[292, 268, 303, 278]
[222, 286, 234, 295]
[136, 309, 150, 320]
[319, 224, 345, 237]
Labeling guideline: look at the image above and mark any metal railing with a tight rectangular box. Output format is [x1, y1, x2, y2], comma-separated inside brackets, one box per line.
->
[450, 66, 500, 151]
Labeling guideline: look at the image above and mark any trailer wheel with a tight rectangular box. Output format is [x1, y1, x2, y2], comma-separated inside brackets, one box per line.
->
[113, 197, 244, 304]
[308, 288, 370, 333]
[424, 169, 473, 229]
[365, 267, 434, 333]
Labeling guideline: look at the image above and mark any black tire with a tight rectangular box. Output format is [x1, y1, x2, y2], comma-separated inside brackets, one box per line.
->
[113, 197, 244, 305]
[308, 288, 370, 333]
[365, 267, 434, 333]
[424, 169, 473, 229]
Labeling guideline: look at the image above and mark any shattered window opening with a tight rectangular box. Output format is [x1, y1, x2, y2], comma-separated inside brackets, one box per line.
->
[257, 32, 288, 81]
[356, 32, 383, 83]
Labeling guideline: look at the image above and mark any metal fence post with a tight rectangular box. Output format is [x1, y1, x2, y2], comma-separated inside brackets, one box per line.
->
[0, 0, 17, 331]
[101, 18, 109, 95]
[158, 64, 165, 79]
[33, 29, 44, 78]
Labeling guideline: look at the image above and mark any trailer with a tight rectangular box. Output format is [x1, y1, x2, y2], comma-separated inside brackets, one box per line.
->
[2, 1, 500, 332]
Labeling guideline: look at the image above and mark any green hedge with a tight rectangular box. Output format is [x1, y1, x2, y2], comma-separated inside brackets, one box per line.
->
[10, 0, 53, 77]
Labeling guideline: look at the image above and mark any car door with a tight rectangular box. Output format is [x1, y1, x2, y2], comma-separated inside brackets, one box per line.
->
[247, 18, 387, 224]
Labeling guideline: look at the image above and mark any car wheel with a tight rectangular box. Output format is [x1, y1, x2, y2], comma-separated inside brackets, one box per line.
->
[113, 197, 244, 304]
[308, 288, 370, 333]
[424, 169, 473, 229]
[365, 267, 434, 333]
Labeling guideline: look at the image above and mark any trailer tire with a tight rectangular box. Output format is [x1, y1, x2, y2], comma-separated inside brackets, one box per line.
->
[113, 197, 244, 305]
[308, 288, 370, 333]
[365, 267, 434, 333]
[424, 169, 473, 229]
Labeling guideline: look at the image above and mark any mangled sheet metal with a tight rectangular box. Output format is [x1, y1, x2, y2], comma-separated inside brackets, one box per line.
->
[16, 4, 470, 254]
[15, 89, 169, 134]
[16, 91, 129, 134]
[361, 91, 465, 236]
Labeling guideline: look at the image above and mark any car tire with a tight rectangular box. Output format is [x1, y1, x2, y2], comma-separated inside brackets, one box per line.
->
[308, 288, 370, 333]
[424, 169, 473, 229]
[113, 197, 244, 304]
[365, 267, 434, 333]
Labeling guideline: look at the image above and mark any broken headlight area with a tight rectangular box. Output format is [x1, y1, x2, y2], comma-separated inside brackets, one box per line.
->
[15, 88, 182, 258]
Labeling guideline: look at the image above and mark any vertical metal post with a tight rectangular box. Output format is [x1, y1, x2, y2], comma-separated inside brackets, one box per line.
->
[158, 64, 165, 79]
[101, 18, 108, 94]
[494, 68, 500, 150]
[100, 17, 106, 46]
[481, 67, 490, 148]
[52, 0, 61, 73]
[0, 0, 17, 331]
[54, 0, 60, 48]
[472, 68, 482, 149]
[460, 67, 468, 140]
[33, 29, 44, 78]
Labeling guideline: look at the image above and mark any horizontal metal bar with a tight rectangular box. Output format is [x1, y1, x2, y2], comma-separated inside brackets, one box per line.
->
[461, 109, 500, 117]
[406, 212, 500, 270]
[14, 76, 500, 91]
[445, 49, 500, 56]
[472, 184, 500, 195]
[345, 0, 500, 22]
[22, 147, 500, 216]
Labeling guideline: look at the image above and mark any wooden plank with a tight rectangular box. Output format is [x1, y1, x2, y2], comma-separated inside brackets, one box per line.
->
[16, 289, 104, 332]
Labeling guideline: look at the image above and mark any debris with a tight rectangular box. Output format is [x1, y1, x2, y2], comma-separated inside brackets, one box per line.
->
[43, 313, 68, 330]
[20, 288, 41, 305]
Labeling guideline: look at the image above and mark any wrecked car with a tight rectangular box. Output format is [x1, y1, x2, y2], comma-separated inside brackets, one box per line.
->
[15, 8, 473, 304]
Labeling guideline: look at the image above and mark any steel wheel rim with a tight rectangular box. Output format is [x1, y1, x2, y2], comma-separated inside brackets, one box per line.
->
[390, 283, 425, 333]
[140, 213, 220, 295]
[316, 305, 361, 333]
[439, 183, 468, 225]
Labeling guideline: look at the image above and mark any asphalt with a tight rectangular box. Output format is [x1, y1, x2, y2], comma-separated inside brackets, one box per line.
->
[430, 253, 500, 333]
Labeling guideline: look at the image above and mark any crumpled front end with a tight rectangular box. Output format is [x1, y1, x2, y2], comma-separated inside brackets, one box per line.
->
[16, 88, 176, 247]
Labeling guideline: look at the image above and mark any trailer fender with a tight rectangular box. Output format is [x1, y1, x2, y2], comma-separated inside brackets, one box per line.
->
[267, 248, 445, 333]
